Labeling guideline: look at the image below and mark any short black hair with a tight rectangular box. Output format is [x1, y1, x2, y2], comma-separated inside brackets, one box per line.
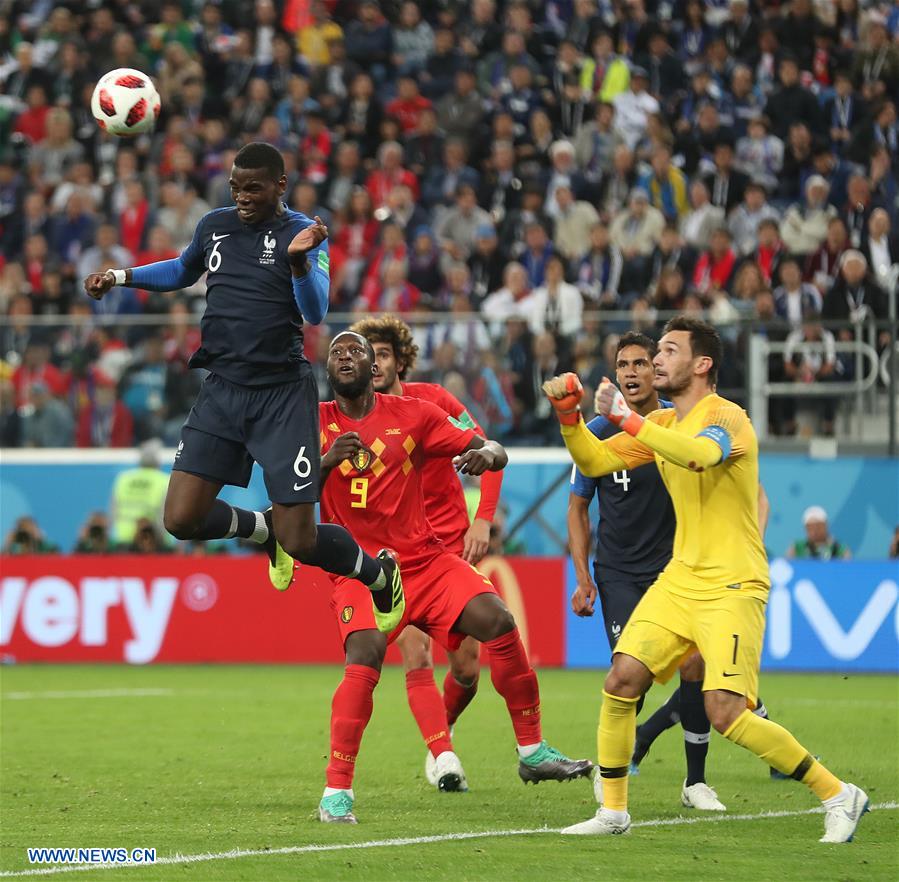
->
[330, 330, 375, 362]
[661, 316, 722, 386]
[233, 142, 285, 181]
[616, 331, 657, 360]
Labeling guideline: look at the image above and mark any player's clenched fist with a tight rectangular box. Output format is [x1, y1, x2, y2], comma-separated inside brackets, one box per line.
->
[322, 432, 366, 470]
[596, 377, 644, 436]
[83, 271, 116, 300]
[541, 372, 584, 426]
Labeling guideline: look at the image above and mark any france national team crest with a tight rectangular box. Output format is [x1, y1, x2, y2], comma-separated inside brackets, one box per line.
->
[341, 606, 354, 623]
[351, 449, 372, 472]
[260, 231, 276, 265]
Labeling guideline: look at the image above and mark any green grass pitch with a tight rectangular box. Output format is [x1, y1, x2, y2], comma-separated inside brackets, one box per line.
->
[1, 665, 896, 881]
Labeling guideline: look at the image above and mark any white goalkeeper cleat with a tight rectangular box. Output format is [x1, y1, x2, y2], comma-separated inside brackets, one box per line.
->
[681, 780, 727, 811]
[820, 783, 870, 843]
[425, 750, 468, 792]
[561, 807, 631, 835]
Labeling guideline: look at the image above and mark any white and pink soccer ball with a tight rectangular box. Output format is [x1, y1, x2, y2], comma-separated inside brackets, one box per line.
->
[91, 68, 161, 137]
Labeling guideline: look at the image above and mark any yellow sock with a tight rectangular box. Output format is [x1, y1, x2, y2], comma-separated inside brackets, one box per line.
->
[597, 690, 639, 812]
[723, 710, 842, 800]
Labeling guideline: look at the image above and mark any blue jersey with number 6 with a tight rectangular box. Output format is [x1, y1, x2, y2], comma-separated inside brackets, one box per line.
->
[570, 402, 675, 582]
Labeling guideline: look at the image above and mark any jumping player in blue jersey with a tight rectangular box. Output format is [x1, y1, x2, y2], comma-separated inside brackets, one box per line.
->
[83, 142, 403, 630]
[568, 331, 771, 812]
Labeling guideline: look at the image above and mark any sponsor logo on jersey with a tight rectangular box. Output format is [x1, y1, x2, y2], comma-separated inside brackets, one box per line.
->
[385, 428, 402, 435]
[340, 605, 354, 623]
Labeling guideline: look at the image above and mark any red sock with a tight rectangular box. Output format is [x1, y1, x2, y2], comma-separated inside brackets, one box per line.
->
[406, 669, 453, 757]
[485, 628, 541, 746]
[442, 670, 479, 727]
[326, 664, 380, 789]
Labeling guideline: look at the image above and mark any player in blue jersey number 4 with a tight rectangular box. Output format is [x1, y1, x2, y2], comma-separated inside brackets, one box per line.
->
[83, 142, 403, 624]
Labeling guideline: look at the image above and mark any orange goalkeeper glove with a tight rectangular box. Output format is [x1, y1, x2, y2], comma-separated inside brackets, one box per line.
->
[542, 372, 584, 426]
[596, 377, 644, 436]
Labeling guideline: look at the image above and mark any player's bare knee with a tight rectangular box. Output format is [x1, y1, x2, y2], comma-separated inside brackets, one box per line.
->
[704, 690, 743, 734]
[398, 637, 432, 672]
[483, 607, 516, 641]
[163, 510, 199, 541]
[679, 652, 705, 682]
[282, 524, 318, 563]
[345, 632, 386, 671]
[450, 657, 480, 688]
[605, 654, 651, 698]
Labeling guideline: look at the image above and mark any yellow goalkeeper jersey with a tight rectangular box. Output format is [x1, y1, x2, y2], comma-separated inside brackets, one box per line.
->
[562, 393, 769, 600]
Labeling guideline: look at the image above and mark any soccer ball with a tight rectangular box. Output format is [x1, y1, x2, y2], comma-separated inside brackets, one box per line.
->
[91, 69, 160, 137]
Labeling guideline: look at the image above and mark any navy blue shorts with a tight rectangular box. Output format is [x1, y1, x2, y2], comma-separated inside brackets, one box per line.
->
[173, 372, 320, 504]
[594, 568, 657, 656]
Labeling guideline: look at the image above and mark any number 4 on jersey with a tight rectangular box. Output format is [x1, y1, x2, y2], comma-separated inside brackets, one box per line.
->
[612, 470, 631, 492]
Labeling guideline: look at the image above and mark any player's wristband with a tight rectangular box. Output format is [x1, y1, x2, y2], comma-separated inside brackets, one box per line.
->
[107, 268, 127, 287]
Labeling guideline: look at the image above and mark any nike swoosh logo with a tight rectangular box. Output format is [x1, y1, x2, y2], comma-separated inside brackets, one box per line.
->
[722, 672, 741, 677]
[211, 233, 230, 241]
[294, 482, 311, 491]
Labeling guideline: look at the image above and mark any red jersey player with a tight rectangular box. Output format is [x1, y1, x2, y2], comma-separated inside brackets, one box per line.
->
[313, 332, 592, 823]
[350, 314, 499, 792]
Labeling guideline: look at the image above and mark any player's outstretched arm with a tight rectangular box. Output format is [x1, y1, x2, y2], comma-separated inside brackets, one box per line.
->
[83, 257, 202, 300]
[289, 216, 330, 325]
[453, 436, 507, 476]
[542, 373, 643, 477]
[595, 377, 726, 472]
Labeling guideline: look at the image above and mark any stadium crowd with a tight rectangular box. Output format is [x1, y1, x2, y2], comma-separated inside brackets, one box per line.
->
[1, 0, 898, 448]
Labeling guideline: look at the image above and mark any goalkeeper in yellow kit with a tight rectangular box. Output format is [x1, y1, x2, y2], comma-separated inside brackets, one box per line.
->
[545, 316, 868, 843]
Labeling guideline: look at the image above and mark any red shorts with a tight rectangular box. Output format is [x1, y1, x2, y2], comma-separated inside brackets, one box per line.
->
[330, 552, 496, 651]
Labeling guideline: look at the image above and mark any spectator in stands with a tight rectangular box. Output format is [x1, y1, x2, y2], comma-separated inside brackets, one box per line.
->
[576, 223, 623, 306]
[804, 217, 849, 294]
[0, 374, 23, 447]
[782, 176, 837, 259]
[21, 379, 75, 447]
[693, 227, 737, 298]
[640, 145, 688, 224]
[680, 180, 724, 252]
[783, 310, 840, 436]
[3, 516, 59, 555]
[612, 66, 658, 150]
[704, 138, 749, 214]
[863, 209, 899, 291]
[735, 115, 784, 194]
[774, 256, 822, 326]
[73, 512, 118, 554]
[344, 0, 393, 87]
[552, 181, 600, 263]
[822, 251, 891, 349]
[76, 224, 137, 315]
[787, 506, 851, 559]
[422, 138, 479, 211]
[527, 254, 583, 343]
[519, 220, 554, 289]
[435, 66, 484, 142]
[467, 225, 505, 308]
[728, 181, 780, 257]
[76, 372, 134, 449]
[481, 261, 534, 335]
[764, 54, 821, 139]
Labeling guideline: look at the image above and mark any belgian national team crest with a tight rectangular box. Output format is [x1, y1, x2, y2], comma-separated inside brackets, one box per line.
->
[351, 449, 372, 472]
[341, 606, 354, 623]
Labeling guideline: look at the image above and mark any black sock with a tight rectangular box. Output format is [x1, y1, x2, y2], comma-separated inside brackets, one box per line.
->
[632, 686, 681, 766]
[680, 680, 711, 787]
[192, 500, 260, 540]
[638, 685, 682, 745]
[635, 694, 645, 717]
[307, 524, 384, 587]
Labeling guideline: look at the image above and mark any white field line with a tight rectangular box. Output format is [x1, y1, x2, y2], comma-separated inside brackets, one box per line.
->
[0, 801, 895, 878]
[2, 689, 174, 701]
